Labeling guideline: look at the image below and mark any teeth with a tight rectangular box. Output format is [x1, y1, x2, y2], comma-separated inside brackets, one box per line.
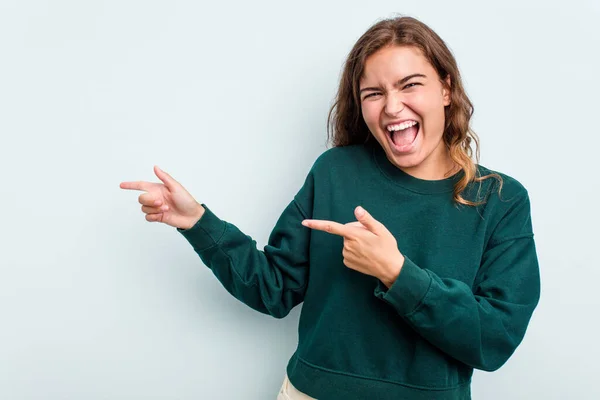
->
[387, 121, 418, 132]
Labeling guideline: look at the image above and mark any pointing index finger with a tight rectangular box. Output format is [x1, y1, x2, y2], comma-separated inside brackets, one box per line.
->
[302, 219, 350, 238]
[119, 181, 152, 192]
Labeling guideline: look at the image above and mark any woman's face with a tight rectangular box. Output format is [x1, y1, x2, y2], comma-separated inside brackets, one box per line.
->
[359, 45, 452, 179]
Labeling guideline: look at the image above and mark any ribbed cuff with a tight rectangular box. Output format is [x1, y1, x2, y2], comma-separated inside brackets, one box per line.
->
[374, 256, 432, 315]
[176, 203, 227, 253]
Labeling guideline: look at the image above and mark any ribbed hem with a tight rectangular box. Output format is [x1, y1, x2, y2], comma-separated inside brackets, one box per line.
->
[286, 353, 471, 400]
[176, 203, 227, 253]
[374, 256, 432, 315]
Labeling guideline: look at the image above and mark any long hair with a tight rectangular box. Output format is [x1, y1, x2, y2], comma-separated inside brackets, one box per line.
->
[326, 15, 502, 206]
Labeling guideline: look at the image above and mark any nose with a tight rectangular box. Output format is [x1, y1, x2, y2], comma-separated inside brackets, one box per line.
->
[384, 92, 405, 116]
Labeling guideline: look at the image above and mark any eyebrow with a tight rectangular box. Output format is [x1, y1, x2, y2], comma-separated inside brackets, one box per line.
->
[359, 73, 427, 95]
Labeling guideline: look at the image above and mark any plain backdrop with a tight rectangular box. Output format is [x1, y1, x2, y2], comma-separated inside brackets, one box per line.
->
[1, 0, 599, 399]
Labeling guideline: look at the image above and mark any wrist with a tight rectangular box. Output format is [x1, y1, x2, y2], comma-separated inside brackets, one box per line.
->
[195, 203, 206, 220]
[181, 203, 206, 230]
[381, 253, 405, 288]
[190, 203, 206, 226]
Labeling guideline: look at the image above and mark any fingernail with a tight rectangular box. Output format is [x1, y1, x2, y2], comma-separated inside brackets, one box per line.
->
[356, 206, 365, 217]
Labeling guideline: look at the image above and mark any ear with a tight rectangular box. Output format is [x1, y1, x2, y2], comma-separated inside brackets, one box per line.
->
[442, 75, 451, 106]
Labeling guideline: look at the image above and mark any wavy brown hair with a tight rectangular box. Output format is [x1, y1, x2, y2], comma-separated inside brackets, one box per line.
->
[326, 15, 502, 206]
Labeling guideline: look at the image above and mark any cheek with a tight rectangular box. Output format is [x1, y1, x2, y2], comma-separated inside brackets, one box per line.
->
[412, 94, 446, 132]
[361, 102, 380, 127]
[404, 92, 430, 115]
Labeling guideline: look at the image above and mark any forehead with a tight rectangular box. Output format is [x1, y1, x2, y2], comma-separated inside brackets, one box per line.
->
[360, 45, 433, 83]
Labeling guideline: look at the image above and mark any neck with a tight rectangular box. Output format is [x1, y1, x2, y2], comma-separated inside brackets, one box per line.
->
[400, 148, 459, 181]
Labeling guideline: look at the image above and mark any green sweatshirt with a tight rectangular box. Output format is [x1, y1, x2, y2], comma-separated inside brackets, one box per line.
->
[177, 141, 540, 400]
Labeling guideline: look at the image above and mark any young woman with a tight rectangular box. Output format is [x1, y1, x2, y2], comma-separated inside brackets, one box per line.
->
[121, 16, 540, 400]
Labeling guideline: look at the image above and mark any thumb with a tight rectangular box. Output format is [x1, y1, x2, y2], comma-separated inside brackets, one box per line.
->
[154, 166, 179, 189]
[354, 206, 383, 235]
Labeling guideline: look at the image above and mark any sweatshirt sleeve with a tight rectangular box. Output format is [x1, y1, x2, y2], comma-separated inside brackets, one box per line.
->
[374, 190, 541, 371]
[176, 171, 314, 319]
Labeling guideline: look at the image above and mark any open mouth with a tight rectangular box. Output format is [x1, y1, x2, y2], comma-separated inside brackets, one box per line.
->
[387, 122, 419, 152]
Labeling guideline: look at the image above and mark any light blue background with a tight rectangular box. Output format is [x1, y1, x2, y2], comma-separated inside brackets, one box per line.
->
[1, 0, 598, 398]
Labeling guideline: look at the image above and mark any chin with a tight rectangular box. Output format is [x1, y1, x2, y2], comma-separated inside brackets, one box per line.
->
[387, 151, 424, 169]
[377, 136, 422, 166]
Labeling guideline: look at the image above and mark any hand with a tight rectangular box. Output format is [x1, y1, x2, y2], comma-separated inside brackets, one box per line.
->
[120, 166, 205, 230]
[301, 206, 405, 288]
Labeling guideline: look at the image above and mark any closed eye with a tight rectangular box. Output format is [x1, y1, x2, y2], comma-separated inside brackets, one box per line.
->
[362, 83, 422, 100]
[403, 82, 421, 89]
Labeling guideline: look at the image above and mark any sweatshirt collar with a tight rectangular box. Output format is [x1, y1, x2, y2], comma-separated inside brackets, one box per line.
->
[369, 140, 464, 195]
